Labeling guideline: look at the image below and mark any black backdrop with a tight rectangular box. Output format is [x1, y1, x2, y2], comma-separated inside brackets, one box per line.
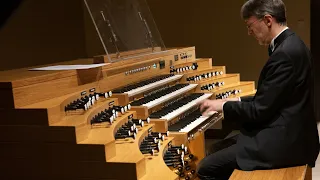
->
[311, 0, 320, 122]
[0, 0, 23, 28]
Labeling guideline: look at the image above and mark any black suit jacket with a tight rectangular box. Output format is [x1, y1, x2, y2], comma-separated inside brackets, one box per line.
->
[223, 29, 320, 170]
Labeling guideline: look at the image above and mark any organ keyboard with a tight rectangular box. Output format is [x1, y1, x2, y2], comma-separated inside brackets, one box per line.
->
[169, 109, 219, 133]
[113, 74, 183, 97]
[0, 46, 256, 180]
[150, 93, 212, 121]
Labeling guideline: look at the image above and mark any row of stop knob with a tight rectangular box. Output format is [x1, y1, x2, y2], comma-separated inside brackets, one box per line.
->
[90, 104, 132, 125]
[164, 143, 196, 180]
[65, 91, 112, 112]
[186, 71, 223, 82]
[114, 119, 149, 140]
[200, 82, 225, 90]
[170, 63, 198, 73]
[216, 89, 242, 99]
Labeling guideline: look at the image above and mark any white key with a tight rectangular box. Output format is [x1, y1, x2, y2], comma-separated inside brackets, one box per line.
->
[179, 112, 218, 133]
[160, 93, 213, 121]
[179, 116, 208, 133]
[126, 75, 183, 97]
[143, 84, 198, 109]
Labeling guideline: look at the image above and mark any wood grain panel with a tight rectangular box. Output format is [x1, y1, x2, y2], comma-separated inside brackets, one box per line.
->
[188, 131, 206, 165]
[229, 165, 310, 180]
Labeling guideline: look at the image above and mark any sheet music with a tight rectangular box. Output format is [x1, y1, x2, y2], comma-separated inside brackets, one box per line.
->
[29, 63, 109, 71]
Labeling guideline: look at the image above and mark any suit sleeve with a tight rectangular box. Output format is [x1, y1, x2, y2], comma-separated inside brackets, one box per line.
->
[240, 96, 254, 102]
[223, 52, 295, 123]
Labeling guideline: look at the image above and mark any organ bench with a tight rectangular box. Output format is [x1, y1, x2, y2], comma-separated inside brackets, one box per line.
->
[230, 165, 312, 180]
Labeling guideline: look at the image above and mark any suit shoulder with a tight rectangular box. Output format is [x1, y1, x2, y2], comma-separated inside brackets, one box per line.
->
[280, 33, 309, 55]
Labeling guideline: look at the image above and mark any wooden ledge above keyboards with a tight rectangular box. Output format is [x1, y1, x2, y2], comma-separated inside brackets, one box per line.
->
[229, 165, 311, 180]
[0, 47, 196, 109]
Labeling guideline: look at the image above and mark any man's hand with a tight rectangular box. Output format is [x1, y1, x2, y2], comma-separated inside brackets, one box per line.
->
[198, 99, 225, 116]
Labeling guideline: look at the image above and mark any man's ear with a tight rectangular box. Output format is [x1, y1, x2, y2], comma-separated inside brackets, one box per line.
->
[264, 14, 273, 27]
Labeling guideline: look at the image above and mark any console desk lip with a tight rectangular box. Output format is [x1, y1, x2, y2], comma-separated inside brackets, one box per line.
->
[0, 47, 196, 89]
[0, 58, 94, 88]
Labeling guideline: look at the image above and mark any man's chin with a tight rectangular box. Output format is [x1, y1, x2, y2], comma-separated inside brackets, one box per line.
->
[257, 40, 267, 46]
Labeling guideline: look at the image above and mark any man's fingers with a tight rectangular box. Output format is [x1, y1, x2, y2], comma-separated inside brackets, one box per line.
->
[199, 100, 208, 113]
[199, 103, 206, 113]
[202, 106, 214, 116]
[200, 100, 212, 113]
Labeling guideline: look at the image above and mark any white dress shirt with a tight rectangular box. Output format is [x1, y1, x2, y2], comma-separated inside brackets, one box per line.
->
[270, 26, 289, 52]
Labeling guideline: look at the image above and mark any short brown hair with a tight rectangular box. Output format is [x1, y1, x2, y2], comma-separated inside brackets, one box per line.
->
[241, 0, 287, 25]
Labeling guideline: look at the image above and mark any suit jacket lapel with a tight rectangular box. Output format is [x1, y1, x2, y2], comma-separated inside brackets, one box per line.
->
[271, 29, 294, 55]
[258, 29, 294, 90]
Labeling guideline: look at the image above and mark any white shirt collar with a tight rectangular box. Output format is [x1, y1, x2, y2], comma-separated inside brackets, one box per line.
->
[270, 26, 289, 52]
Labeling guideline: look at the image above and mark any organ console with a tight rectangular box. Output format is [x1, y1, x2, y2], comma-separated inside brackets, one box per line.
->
[0, 1, 256, 179]
[0, 46, 256, 179]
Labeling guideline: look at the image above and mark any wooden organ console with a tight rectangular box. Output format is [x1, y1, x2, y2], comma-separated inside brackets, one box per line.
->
[0, 47, 256, 179]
